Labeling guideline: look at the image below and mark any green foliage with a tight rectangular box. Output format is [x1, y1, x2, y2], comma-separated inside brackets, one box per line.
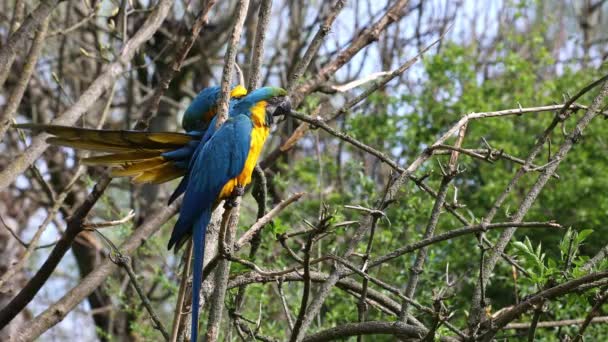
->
[81, 2, 608, 340]
[256, 8, 608, 338]
[512, 237, 550, 285]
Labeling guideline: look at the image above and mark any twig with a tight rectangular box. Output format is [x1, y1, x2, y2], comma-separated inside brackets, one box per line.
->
[0, 0, 174, 191]
[235, 192, 305, 249]
[288, 110, 401, 170]
[469, 77, 608, 333]
[400, 171, 453, 320]
[480, 271, 608, 340]
[292, 0, 411, 105]
[369, 222, 562, 268]
[287, 107, 460, 341]
[215, 0, 250, 127]
[247, 0, 273, 90]
[15, 198, 182, 341]
[301, 321, 429, 342]
[205, 197, 244, 341]
[0, 15, 50, 141]
[109, 251, 170, 340]
[276, 280, 295, 331]
[506, 316, 608, 329]
[289, 222, 316, 341]
[135, 0, 218, 130]
[265, 28, 444, 168]
[288, 101, 582, 179]
[0, 0, 61, 89]
[287, 0, 346, 91]
[0, 80, 116, 292]
[432, 145, 560, 179]
[0, 189, 71, 291]
[0, 215, 30, 248]
[48, 9, 97, 36]
[527, 306, 543, 342]
[330, 27, 450, 121]
[233, 317, 277, 342]
[581, 243, 608, 272]
[83, 210, 135, 229]
[326, 254, 466, 338]
[0, 176, 111, 328]
[356, 214, 381, 340]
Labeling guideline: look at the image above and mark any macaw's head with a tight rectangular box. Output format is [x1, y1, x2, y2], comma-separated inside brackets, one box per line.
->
[182, 85, 248, 132]
[235, 86, 291, 126]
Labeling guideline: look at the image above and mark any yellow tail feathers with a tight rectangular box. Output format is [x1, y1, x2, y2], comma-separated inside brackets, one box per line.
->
[14, 124, 192, 149]
[131, 164, 185, 184]
[81, 151, 165, 165]
[14, 123, 194, 184]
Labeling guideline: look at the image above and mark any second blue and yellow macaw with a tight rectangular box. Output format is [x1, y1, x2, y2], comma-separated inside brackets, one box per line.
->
[15, 85, 290, 342]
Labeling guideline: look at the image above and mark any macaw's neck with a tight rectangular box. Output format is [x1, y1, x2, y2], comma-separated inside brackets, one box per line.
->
[250, 101, 270, 127]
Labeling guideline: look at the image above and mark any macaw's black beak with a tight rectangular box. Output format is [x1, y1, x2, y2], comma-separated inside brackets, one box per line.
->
[265, 95, 291, 125]
[271, 96, 291, 117]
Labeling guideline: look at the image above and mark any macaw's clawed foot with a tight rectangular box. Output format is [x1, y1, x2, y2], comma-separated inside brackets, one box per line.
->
[225, 199, 238, 209]
[225, 185, 245, 209]
[232, 185, 246, 197]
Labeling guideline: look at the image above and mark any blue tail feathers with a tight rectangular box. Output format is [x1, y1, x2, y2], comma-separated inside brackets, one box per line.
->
[190, 208, 211, 342]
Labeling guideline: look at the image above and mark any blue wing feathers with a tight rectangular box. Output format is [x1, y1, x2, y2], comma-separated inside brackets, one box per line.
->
[182, 86, 221, 132]
[167, 176, 188, 205]
[161, 140, 199, 162]
[167, 115, 252, 250]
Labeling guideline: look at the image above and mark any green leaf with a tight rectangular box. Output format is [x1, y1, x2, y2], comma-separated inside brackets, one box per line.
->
[577, 229, 594, 243]
[512, 241, 530, 253]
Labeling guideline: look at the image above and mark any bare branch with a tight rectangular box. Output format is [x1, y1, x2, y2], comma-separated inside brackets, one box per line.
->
[215, 0, 251, 127]
[506, 316, 608, 329]
[235, 192, 305, 249]
[0, 16, 50, 140]
[481, 271, 608, 340]
[110, 253, 170, 340]
[470, 77, 608, 332]
[0, 0, 175, 191]
[135, 1, 218, 130]
[0, 0, 61, 89]
[247, 0, 273, 90]
[0, 176, 112, 329]
[301, 321, 428, 342]
[287, 0, 346, 91]
[14, 199, 181, 341]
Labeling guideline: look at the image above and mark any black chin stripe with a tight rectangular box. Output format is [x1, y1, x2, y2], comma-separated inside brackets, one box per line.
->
[265, 111, 273, 127]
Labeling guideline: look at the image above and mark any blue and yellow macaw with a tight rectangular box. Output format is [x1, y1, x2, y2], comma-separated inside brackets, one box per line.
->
[14, 85, 247, 188]
[167, 86, 289, 341]
[15, 85, 290, 342]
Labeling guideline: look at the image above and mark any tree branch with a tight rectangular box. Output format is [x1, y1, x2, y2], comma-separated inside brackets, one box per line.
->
[0, 0, 174, 191]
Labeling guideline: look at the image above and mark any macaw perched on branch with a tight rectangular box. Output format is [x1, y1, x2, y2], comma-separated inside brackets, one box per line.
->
[14, 85, 248, 187]
[15, 85, 290, 342]
[167, 87, 289, 341]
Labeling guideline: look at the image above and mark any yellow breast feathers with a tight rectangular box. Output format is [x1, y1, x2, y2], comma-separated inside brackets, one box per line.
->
[219, 101, 270, 198]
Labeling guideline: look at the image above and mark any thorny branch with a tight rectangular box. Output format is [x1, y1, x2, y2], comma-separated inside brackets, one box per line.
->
[2, 1, 608, 341]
